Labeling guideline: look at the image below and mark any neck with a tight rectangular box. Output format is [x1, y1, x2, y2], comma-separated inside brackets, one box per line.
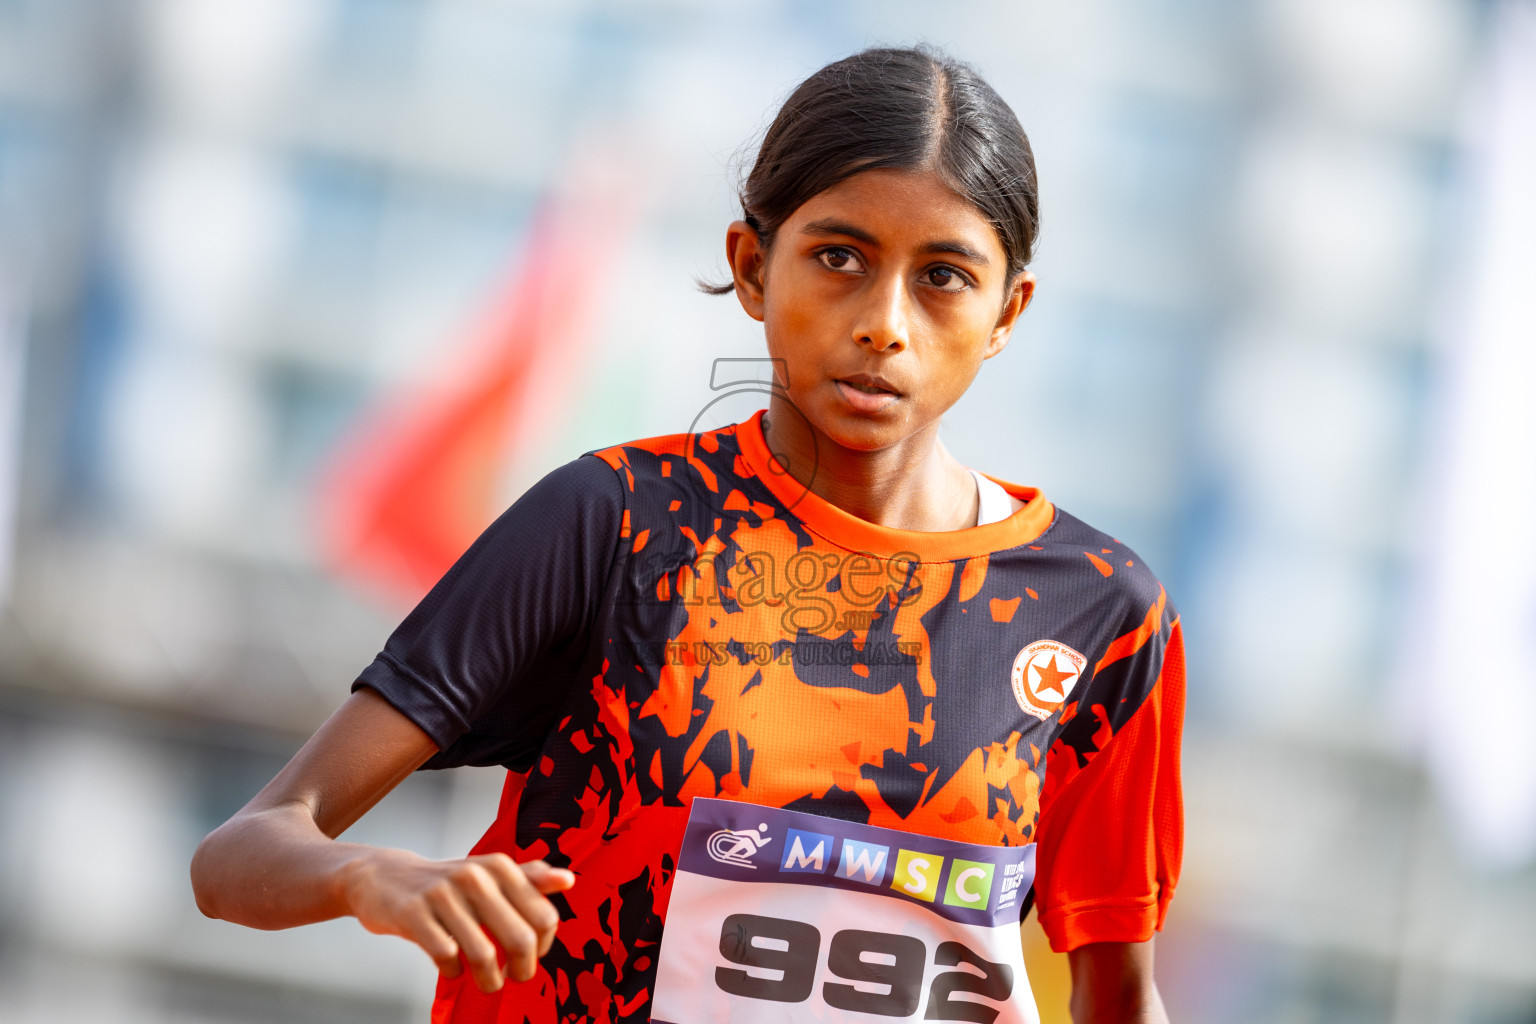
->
[760, 395, 979, 532]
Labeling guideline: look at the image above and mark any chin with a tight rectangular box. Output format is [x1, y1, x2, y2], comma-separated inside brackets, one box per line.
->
[813, 404, 910, 453]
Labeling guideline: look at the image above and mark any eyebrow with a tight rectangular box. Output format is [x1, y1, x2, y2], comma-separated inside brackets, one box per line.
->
[800, 218, 992, 266]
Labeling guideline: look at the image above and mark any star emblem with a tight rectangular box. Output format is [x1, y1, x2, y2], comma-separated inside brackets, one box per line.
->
[1029, 654, 1076, 701]
[1011, 639, 1089, 720]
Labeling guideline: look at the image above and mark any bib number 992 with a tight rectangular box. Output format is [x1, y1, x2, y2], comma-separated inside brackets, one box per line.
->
[716, 913, 1014, 1022]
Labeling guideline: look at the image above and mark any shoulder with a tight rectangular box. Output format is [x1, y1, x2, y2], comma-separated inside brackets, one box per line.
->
[1030, 508, 1181, 777]
[540, 450, 630, 494]
[588, 421, 740, 470]
[586, 421, 748, 503]
[1029, 505, 1174, 623]
[462, 454, 630, 567]
[515, 452, 629, 520]
[432, 453, 629, 590]
[589, 429, 699, 469]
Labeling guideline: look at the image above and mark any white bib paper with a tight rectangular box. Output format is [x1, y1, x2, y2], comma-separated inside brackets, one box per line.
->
[651, 797, 1039, 1024]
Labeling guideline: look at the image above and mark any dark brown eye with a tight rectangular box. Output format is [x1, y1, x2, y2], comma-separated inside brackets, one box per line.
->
[925, 266, 968, 291]
[818, 247, 862, 272]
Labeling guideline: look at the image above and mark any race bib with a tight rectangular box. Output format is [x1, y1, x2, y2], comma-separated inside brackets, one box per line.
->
[651, 798, 1038, 1024]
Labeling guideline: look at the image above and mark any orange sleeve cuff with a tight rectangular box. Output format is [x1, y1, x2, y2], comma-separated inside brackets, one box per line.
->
[1037, 884, 1175, 953]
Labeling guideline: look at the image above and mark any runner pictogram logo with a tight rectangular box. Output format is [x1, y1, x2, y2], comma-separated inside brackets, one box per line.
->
[1010, 640, 1087, 720]
[706, 823, 774, 868]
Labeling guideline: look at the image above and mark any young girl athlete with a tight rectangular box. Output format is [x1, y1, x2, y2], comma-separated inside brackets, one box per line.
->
[193, 46, 1185, 1024]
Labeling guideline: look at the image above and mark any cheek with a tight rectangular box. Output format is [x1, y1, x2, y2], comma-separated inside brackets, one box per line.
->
[763, 277, 846, 357]
[917, 303, 1001, 364]
[766, 299, 816, 344]
[934, 290, 1005, 337]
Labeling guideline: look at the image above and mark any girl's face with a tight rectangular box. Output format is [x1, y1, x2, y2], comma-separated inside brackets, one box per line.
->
[727, 166, 1034, 454]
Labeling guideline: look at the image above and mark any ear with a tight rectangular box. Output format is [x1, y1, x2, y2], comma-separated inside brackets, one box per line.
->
[726, 220, 767, 322]
[982, 270, 1036, 360]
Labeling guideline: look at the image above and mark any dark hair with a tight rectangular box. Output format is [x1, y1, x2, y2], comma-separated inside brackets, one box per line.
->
[703, 45, 1040, 295]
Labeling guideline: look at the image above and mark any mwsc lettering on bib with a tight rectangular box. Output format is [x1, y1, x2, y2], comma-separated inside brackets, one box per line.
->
[651, 798, 1039, 1024]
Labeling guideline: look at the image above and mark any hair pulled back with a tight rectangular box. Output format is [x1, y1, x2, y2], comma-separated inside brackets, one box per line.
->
[705, 45, 1040, 294]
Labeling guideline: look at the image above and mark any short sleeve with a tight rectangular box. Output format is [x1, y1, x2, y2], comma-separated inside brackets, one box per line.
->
[353, 454, 625, 769]
[1033, 603, 1185, 952]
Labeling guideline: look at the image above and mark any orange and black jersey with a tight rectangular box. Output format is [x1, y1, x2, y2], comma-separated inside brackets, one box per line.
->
[356, 409, 1185, 1024]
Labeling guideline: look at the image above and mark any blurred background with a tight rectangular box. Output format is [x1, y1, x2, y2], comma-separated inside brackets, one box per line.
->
[1, 0, 1534, 1021]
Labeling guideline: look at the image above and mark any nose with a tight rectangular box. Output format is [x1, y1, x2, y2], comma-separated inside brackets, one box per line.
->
[852, 272, 910, 352]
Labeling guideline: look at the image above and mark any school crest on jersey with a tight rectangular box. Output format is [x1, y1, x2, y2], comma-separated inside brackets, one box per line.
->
[1011, 640, 1087, 720]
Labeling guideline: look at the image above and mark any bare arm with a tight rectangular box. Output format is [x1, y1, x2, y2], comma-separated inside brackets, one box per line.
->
[1067, 940, 1169, 1024]
[190, 687, 573, 993]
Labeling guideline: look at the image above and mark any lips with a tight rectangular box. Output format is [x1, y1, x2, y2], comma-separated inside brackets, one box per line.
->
[836, 372, 900, 396]
[833, 373, 900, 414]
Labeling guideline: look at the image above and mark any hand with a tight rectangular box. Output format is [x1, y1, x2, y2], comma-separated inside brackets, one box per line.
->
[340, 848, 576, 992]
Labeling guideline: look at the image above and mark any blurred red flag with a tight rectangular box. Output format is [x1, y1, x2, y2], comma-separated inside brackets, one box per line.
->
[315, 166, 638, 605]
